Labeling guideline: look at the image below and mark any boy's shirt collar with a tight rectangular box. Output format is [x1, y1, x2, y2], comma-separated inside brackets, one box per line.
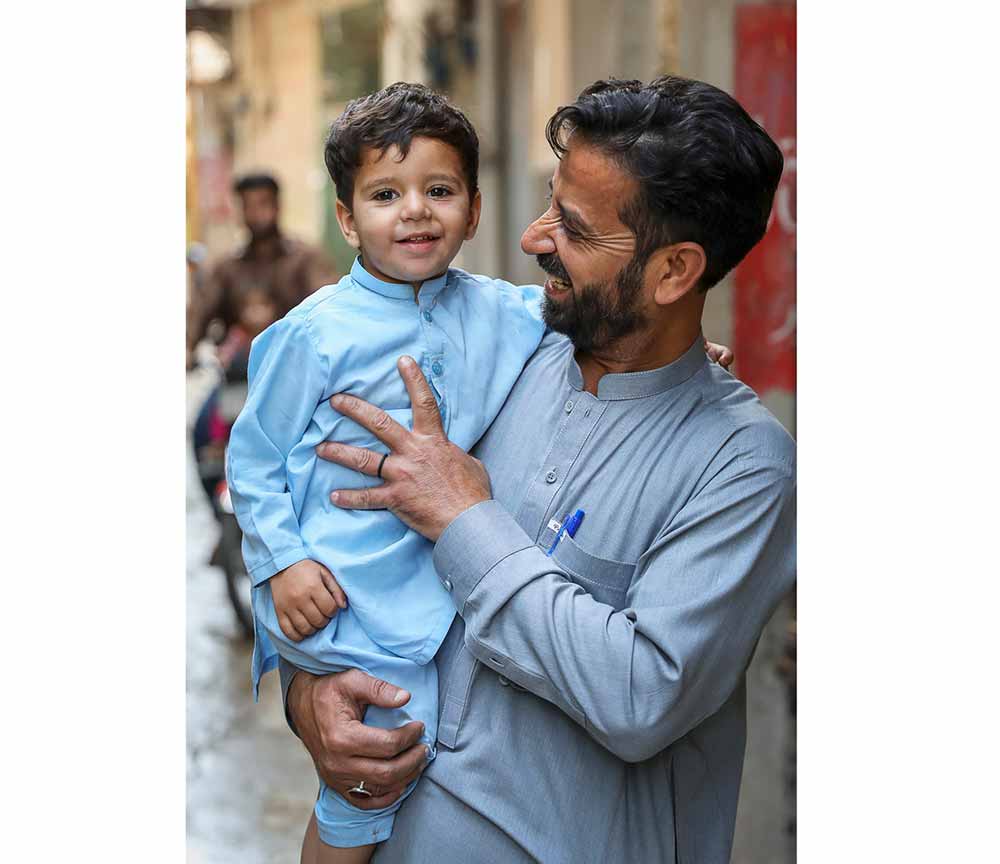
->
[351, 256, 450, 302]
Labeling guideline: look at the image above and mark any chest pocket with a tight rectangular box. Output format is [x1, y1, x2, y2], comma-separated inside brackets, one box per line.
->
[549, 532, 635, 609]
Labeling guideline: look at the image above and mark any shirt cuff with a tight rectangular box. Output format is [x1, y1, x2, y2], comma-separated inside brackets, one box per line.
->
[248, 545, 310, 587]
[432, 499, 535, 613]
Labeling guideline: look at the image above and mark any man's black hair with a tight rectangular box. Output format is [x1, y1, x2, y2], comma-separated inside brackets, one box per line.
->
[546, 76, 784, 291]
[324, 82, 479, 208]
[233, 173, 280, 197]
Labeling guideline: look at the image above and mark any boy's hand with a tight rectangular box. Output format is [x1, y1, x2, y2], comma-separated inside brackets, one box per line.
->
[270, 559, 347, 642]
[704, 339, 734, 369]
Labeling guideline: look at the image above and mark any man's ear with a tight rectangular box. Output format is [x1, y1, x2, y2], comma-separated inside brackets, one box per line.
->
[647, 242, 707, 306]
[335, 198, 361, 249]
[464, 190, 483, 241]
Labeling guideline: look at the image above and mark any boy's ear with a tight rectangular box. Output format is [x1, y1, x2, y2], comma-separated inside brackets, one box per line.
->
[335, 198, 361, 249]
[464, 190, 483, 241]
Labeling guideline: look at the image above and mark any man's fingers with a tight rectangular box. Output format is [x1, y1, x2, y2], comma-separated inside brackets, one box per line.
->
[396, 356, 445, 437]
[320, 569, 348, 610]
[338, 668, 411, 711]
[330, 486, 391, 511]
[338, 742, 430, 791]
[393, 751, 431, 790]
[315, 442, 383, 477]
[328, 393, 409, 450]
[339, 718, 425, 760]
[341, 787, 406, 811]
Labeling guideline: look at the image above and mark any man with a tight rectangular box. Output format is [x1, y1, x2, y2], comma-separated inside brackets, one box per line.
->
[186, 173, 337, 363]
[284, 76, 795, 863]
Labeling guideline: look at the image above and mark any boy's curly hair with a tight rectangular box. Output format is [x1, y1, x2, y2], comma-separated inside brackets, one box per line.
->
[325, 82, 479, 208]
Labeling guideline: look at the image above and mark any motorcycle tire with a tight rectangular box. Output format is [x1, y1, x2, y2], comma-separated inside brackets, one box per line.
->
[219, 512, 254, 640]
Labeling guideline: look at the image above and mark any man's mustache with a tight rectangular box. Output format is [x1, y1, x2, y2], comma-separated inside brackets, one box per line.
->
[536, 253, 571, 283]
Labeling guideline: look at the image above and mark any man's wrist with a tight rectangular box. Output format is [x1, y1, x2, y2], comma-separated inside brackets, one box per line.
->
[432, 499, 534, 611]
[436, 493, 491, 542]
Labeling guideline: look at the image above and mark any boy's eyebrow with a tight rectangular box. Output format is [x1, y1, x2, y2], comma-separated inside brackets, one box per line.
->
[548, 179, 595, 236]
[424, 172, 464, 186]
[359, 176, 399, 193]
[359, 172, 465, 194]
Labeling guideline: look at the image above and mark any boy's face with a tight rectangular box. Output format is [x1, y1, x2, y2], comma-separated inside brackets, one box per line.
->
[336, 136, 481, 287]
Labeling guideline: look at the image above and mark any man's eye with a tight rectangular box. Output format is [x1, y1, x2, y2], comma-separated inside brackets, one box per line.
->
[428, 186, 452, 198]
[373, 189, 397, 202]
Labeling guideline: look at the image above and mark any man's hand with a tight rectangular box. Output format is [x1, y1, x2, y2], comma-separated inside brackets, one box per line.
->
[316, 356, 491, 541]
[270, 559, 347, 642]
[288, 668, 431, 810]
[705, 338, 734, 370]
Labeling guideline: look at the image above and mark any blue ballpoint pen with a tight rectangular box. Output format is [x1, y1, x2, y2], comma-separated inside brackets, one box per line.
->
[546, 508, 585, 556]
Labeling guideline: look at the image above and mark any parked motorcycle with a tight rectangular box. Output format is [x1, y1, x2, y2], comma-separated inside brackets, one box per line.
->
[193, 342, 254, 639]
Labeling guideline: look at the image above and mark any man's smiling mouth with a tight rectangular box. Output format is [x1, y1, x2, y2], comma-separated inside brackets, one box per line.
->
[545, 277, 573, 295]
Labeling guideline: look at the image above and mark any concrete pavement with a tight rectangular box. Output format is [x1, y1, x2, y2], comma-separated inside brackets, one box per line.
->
[186, 389, 316, 863]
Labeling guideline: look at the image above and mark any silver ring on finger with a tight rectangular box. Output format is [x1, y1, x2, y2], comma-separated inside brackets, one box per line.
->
[348, 780, 374, 799]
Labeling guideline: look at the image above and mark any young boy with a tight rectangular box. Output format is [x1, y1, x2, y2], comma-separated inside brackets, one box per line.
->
[226, 83, 547, 863]
[228, 82, 733, 863]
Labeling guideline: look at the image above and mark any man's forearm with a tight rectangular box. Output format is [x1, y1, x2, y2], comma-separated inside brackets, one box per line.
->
[433, 478, 795, 763]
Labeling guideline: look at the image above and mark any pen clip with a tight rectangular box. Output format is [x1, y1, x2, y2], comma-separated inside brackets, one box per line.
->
[546, 513, 571, 556]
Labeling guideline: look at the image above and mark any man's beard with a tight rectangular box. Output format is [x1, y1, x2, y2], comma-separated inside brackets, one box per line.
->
[537, 252, 648, 352]
[248, 222, 280, 243]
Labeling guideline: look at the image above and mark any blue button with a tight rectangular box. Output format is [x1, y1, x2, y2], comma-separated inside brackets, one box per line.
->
[422, 310, 433, 322]
[431, 361, 443, 376]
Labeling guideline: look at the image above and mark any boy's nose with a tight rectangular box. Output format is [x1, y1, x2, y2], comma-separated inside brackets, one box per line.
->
[520, 213, 556, 255]
[400, 190, 431, 221]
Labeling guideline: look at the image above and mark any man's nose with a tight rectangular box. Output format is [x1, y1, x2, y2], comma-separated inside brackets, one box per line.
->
[400, 190, 430, 221]
[521, 214, 556, 255]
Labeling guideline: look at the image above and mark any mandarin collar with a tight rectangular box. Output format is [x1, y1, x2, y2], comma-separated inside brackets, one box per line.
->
[565, 334, 709, 400]
[351, 256, 450, 302]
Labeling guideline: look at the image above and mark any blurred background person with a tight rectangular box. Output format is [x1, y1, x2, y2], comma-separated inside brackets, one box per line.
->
[187, 172, 338, 368]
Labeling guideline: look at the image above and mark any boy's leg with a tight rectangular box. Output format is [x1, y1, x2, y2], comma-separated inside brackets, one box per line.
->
[301, 811, 376, 864]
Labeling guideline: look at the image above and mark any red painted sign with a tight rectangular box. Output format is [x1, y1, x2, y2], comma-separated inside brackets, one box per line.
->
[733, 4, 796, 395]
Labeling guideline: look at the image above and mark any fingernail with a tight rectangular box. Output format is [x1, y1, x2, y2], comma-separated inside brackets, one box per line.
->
[330, 393, 343, 406]
[330, 491, 340, 503]
[424, 746, 432, 762]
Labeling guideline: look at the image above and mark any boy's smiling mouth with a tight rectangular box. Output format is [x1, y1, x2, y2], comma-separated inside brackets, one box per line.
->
[398, 232, 440, 244]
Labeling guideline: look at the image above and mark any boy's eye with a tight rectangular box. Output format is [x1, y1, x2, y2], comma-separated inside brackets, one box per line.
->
[373, 189, 398, 202]
[428, 186, 452, 198]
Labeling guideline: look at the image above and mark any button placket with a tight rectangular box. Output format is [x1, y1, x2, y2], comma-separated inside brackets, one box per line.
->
[518, 396, 607, 543]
